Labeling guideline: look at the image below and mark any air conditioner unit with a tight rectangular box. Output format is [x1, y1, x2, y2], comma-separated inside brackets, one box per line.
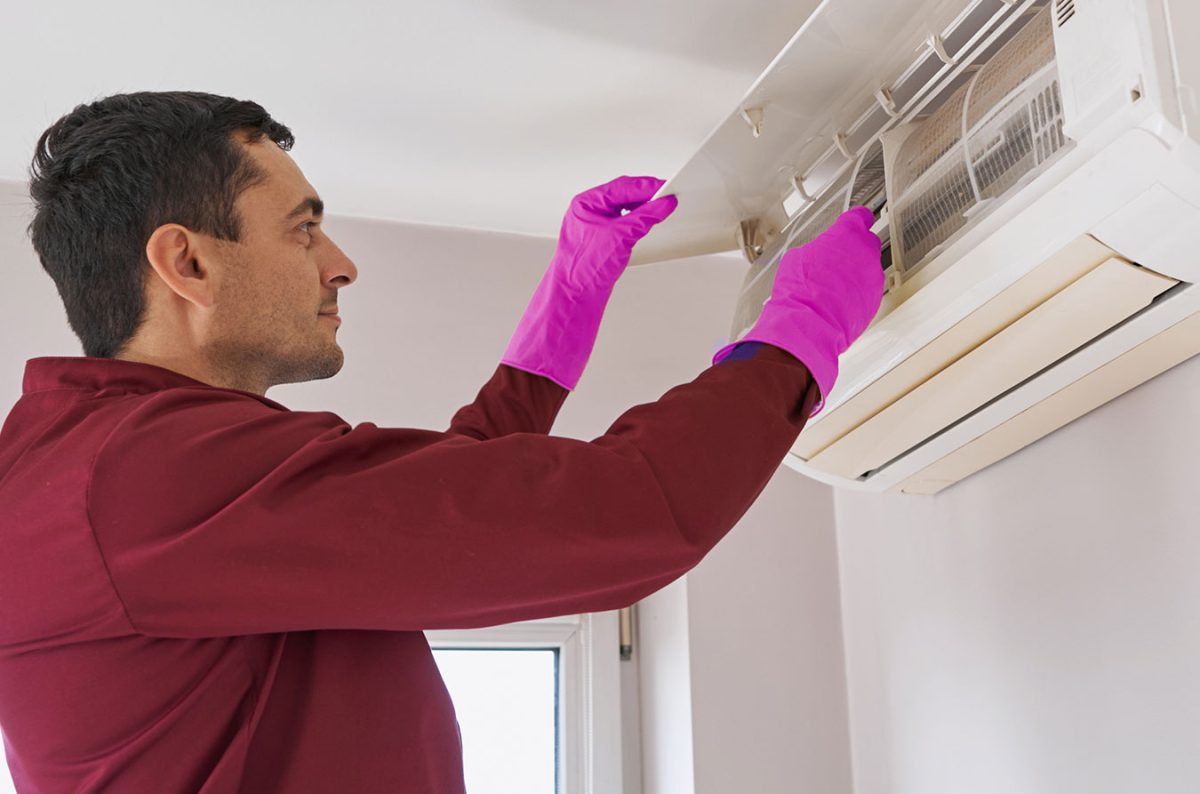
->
[630, 0, 1200, 495]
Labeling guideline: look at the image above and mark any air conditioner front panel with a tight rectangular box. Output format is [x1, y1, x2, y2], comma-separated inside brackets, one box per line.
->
[805, 255, 1179, 480]
[791, 234, 1117, 460]
[893, 308, 1200, 494]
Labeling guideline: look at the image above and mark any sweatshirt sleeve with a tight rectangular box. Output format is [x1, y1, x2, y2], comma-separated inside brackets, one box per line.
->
[87, 344, 818, 638]
[443, 364, 570, 440]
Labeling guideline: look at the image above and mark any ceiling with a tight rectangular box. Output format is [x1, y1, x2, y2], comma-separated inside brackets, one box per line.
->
[1, 0, 821, 238]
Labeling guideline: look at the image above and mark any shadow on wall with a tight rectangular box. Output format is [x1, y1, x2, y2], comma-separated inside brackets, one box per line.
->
[492, 0, 823, 73]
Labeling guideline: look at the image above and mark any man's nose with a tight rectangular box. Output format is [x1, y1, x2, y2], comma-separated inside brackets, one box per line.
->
[322, 237, 358, 287]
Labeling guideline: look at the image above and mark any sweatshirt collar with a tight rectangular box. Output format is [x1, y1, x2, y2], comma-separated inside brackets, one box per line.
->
[21, 356, 288, 408]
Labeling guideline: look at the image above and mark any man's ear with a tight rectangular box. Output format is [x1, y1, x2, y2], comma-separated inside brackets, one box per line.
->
[144, 223, 217, 310]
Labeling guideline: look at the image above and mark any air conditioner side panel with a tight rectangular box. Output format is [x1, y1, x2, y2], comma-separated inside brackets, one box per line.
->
[1091, 184, 1200, 285]
[1053, 0, 1145, 141]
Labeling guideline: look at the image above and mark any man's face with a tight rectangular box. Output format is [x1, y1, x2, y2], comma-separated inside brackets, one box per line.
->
[203, 134, 358, 390]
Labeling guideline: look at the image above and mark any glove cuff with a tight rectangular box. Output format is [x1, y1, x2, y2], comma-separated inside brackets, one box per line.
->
[502, 271, 611, 391]
[712, 300, 844, 417]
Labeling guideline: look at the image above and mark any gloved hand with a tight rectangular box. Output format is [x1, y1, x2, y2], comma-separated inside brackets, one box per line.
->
[501, 175, 678, 390]
[712, 206, 884, 417]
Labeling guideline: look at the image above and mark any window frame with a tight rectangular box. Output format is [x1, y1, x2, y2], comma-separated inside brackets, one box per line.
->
[426, 610, 623, 794]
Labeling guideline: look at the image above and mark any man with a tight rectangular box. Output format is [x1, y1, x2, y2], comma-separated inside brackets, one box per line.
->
[0, 91, 882, 792]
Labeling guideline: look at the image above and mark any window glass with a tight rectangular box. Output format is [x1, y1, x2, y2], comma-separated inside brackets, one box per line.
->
[431, 648, 558, 794]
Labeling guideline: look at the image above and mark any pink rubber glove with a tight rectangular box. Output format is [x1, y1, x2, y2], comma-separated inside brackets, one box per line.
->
[712, 206, 884, 417]
[501, 175, 678, 390]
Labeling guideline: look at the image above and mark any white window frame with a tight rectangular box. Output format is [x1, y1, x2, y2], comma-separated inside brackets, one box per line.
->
[426, 610, 623, 794]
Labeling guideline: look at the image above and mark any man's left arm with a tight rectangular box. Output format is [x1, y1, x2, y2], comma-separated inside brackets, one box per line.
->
[445, 342, 765, 440]
[444, 364, 569, 439]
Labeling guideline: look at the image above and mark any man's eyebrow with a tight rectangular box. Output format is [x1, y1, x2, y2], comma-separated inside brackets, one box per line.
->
[284, 196, 324, 222]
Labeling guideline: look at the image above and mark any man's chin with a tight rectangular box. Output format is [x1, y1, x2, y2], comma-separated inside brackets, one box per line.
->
[309, 346, 345, 381]
[278, 345, 344, 386]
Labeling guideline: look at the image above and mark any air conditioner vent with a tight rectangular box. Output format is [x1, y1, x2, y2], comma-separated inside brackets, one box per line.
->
[886, 4, 1070, 277]
[1055, 0, 1076, 27]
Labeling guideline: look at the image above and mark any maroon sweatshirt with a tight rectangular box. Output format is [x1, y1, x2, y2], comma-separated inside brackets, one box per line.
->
[0, 345, 816, 792]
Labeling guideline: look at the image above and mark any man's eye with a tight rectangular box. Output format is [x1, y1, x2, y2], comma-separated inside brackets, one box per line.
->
[299, 220, 317, 235]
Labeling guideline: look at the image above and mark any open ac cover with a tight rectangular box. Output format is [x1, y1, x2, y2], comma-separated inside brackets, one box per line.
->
[629, 0, 1200, 495]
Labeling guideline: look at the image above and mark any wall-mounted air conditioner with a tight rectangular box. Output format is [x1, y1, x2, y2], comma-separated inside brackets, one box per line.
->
[630, 0, 1200, 495]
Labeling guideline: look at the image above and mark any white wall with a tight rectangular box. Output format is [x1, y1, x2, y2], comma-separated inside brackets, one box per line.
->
[686, 466, 852, 794]
[633, 449, 852, 794]
[0, 178, 853, 793]
[835, 353, 1200, 794]
[636, 577, 697, 794]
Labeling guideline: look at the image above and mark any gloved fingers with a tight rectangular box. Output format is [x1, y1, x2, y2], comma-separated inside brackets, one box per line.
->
[840, 205, 876, 229]
[818, 205, 883, 258]
[779, 204, 884, 296]
[830, 206, 878, 235]
[574, 175, 667, 216]
[616, 193, 678, 237]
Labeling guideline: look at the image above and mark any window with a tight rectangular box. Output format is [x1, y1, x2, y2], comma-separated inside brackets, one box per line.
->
[427, 611, 623, 794]
[431, 648, 557, 793]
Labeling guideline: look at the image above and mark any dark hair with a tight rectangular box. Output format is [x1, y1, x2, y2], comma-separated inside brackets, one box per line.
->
[26, 91, 295, 358]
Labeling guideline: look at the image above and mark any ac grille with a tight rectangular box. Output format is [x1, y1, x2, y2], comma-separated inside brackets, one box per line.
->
[848, 140, 888, 210]
[889, 5, 1072, 276]
[898, 79, 1067, 265]
[1055, 0, 1076, 27]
